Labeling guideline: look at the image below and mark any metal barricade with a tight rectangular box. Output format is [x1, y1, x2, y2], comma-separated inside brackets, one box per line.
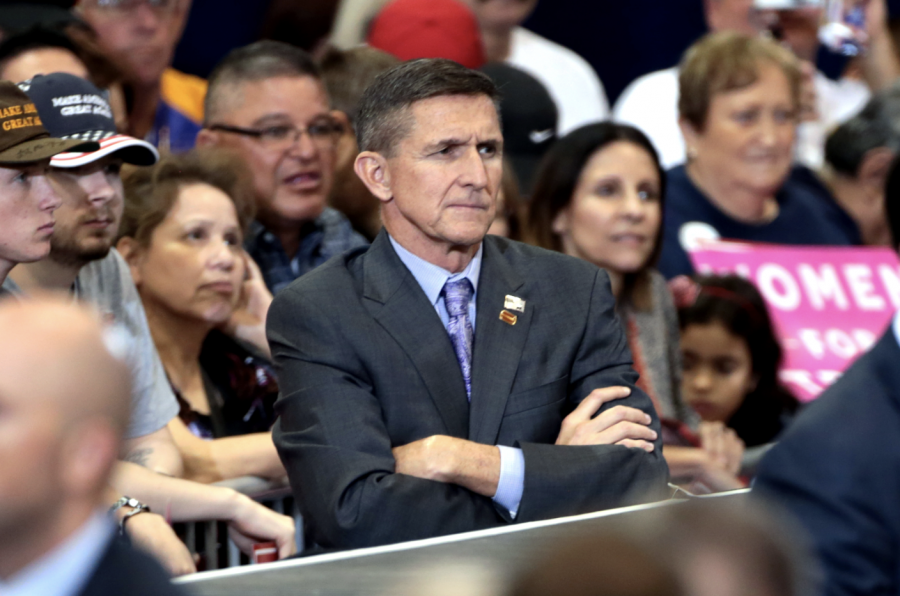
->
[174, 477, 302, 570]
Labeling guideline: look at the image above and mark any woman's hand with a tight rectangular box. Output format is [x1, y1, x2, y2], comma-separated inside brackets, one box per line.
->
[226, 492, 297, 560]
[125, 511, 197, 576]
[664, 423, 747, 495]
[698, 421, 745, 477]
[222, 252, 273, 357]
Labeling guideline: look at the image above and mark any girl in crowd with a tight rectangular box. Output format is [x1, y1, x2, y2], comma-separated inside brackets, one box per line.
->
[526, 121, 744, 492]
[675, 275, 801, 448]
[117, 150, 285, 483]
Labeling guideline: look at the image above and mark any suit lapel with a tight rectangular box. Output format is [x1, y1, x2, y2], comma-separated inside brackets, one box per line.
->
[469, 238, 532, 445]
[871, 325, 900, 407]
[362, 232, 469, 438]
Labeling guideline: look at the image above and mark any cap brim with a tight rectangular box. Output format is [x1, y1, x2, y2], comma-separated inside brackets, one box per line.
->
[0, 136, 98, 164]
[51, 134, 159, 168]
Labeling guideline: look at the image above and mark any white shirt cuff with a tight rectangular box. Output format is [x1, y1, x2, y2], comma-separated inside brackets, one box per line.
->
[493, 445, 525, 518]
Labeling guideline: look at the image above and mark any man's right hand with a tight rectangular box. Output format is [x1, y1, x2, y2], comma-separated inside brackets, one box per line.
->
[555, 386, 657, 451]
[125, 511, 197, 576]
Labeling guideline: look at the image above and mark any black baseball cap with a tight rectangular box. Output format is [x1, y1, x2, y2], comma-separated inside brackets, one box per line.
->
[480, 63, 558, 196]
[0, 80, 96, 164]
[19, 73, 159, 168]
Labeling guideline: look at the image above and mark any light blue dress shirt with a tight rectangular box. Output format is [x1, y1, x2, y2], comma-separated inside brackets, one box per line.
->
[389, 235, 525, 517]
[0, 512, 113, 596]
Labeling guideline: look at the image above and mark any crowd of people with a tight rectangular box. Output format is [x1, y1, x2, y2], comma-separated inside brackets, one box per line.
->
[0, 1, 899, 595]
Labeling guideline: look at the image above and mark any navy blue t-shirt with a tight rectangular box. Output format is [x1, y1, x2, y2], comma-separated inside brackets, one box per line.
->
[658, 165, 861, 279]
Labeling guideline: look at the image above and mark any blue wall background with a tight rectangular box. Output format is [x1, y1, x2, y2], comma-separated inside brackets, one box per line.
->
[173, 0, 900, 105]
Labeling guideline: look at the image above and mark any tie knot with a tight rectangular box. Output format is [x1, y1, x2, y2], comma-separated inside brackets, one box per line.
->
[443, 278, 474, 317]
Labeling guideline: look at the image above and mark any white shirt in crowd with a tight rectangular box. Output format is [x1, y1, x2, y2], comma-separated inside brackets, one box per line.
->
[507, 27, 609, 135]
[613, 65, 870, 170]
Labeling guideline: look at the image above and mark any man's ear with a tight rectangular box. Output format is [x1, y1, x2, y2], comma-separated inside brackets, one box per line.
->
[195, 128, 218, 148]
[858, 147, 895, 191]
[354, 151, 393, 203]
[115, 237, 144, 286]
[60, 421, 118, 498]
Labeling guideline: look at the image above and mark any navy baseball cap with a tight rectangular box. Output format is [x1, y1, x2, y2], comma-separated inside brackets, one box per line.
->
[480, 63, 558, 196]
[18, 73, 159, 168]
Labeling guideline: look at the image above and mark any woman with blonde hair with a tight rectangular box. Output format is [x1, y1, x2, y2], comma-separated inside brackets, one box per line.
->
[659, 31, 859, 279]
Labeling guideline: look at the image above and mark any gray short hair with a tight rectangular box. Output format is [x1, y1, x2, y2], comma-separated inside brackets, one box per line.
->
[355, 58, 500, 157]
[825, 83, 900, 176]
[204, 40, 321, 124]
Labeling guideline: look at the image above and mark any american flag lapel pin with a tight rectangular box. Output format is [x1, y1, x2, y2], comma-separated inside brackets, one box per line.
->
[504, 295, 526, 313]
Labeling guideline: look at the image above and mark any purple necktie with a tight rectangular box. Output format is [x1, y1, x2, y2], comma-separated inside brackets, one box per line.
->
[443, 278, 474, 401]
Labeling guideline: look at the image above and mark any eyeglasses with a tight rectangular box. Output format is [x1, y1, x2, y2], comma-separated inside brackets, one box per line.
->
[88, 0, 179, 13]
[207, 119, 344, 151]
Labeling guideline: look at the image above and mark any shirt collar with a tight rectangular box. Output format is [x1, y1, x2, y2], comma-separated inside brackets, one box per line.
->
[247, 215, 327, 247]
[388, 235, 483, 307]
[0, 511, 114, 596]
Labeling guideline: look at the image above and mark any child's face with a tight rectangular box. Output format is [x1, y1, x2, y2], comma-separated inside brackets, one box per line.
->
[681, 322, 757, 423]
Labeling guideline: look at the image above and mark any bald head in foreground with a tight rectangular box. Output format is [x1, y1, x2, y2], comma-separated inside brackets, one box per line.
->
[0, 298, 185, 596]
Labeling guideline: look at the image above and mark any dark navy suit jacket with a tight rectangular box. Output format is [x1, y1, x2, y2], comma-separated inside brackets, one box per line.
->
[269, 232, 669, 549]
[77, 536, 185, 596]
[755, 326, 900, 596]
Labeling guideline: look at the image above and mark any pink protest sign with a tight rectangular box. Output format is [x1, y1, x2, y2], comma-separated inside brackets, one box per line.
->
[687, 241, 900, 401]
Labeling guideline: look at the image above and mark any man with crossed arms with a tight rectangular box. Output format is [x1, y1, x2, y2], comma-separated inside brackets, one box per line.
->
[269, 59, 668, 549]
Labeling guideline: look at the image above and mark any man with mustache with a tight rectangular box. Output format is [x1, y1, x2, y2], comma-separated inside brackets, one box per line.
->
[197, 41, 367, 294]
[6, 72, 296, 574]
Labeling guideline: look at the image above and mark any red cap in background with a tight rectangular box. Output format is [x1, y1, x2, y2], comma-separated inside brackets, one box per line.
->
[367, 0, 486, 69]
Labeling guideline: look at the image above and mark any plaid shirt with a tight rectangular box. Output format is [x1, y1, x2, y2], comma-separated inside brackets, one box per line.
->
[245, 207, 369, 294]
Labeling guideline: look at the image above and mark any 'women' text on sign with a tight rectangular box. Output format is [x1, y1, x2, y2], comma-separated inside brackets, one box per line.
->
[687, 242, 900, 401]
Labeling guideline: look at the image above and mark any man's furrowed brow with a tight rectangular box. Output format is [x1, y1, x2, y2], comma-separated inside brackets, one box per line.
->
[424, 137, 470, 151]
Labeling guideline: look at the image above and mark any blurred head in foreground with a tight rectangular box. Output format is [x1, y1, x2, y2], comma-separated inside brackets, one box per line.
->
[0, 297, 130, 579]
[508, 530, 684, 596]
[641, 498, 815, 596]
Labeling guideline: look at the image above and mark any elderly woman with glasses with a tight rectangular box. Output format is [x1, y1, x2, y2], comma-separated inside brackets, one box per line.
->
[658, 32, 860, 279]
